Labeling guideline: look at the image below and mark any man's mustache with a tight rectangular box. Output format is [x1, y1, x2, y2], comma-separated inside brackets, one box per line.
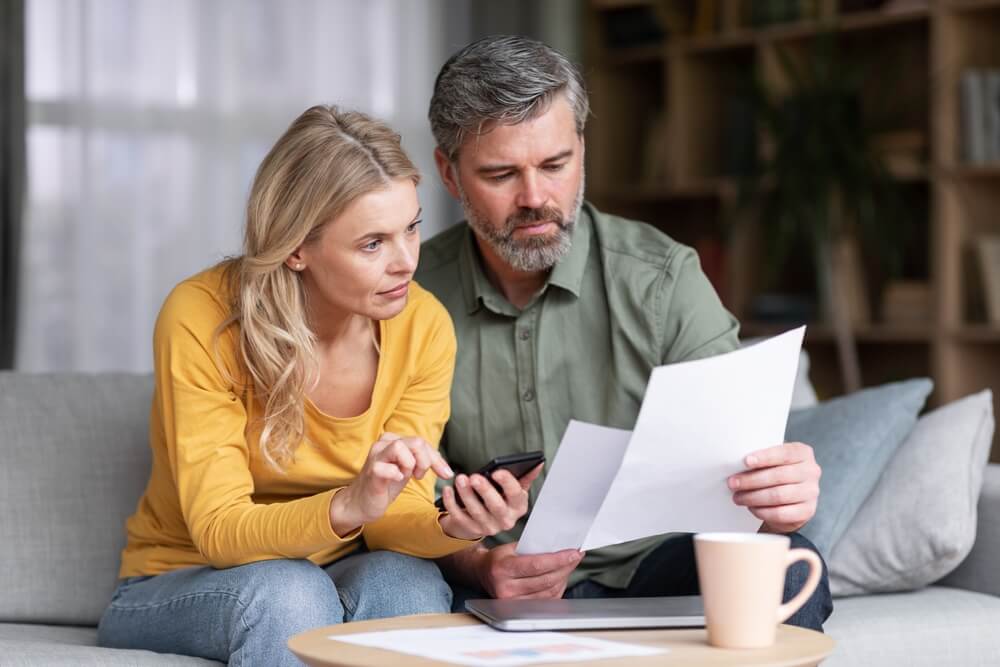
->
[506, 205, 566, 231]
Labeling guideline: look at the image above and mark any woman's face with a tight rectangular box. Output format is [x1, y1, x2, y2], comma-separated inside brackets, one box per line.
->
[289, 178, 421, 323]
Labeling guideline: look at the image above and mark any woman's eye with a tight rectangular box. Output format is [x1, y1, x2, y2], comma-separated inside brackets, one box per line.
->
[363, 240, 382, 252]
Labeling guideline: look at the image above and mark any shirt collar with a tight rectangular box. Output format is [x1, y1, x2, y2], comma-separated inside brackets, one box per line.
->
[546, 202, 593, 298]
[457, 202, 594, 315]
[458, 228, 496, 315]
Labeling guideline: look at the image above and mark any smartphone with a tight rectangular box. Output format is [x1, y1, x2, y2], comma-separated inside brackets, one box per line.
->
[434, 450, 545, 511]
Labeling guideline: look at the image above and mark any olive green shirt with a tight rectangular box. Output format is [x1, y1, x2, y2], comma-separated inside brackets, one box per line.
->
[415, 202, 740, 589]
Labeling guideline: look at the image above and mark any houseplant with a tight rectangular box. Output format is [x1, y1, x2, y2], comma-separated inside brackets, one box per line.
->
[736, 34, 909, 392]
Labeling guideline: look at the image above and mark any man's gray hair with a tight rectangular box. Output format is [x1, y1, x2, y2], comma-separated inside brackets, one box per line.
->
[429, 35, 590, 161]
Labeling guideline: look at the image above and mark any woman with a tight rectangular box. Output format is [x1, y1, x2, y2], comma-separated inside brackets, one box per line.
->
[97, 106, 537, 665]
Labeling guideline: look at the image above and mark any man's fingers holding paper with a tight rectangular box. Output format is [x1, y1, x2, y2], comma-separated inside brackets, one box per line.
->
[516, 574, 575, 600]
[732, 481, 819, 508]
[496, 559, 579, 599]
[727, 441, 821, 534]
[749, 500, 817, 530]
[727, 442, 820, 491]
[483, 544, 582, 599]
[741, 441, 816, 470]
[509, 549, 582, 579]
[729, 462, 821, 493]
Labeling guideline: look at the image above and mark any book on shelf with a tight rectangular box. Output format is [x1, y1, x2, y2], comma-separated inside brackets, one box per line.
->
[872, 130, 927, 175]
[830, 236, 871, 326]
[640, 110, 671, 186]
[990, 72, 1000, 164]
[977, 236, 1000, 326]
[693, 0, 718, 37]
[880, 280, 931, 325]
[719, 0, 744, 33]
[960, 69, 1000, 165]
[880, 0, 929, 14]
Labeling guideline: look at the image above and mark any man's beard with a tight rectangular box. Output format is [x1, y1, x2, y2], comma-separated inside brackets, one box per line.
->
[458, 173, 585, 273]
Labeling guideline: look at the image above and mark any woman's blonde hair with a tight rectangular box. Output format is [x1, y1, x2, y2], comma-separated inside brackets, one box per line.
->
[218, 105, 420, 471]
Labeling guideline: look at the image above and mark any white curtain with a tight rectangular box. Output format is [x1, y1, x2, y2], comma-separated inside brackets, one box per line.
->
[19, 0, 467, 372]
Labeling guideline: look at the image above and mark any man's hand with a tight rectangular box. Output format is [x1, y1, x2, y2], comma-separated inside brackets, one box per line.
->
[438, 464, 542, 541]
[728, 441, 821, 534]
[478, 542, 583, 599]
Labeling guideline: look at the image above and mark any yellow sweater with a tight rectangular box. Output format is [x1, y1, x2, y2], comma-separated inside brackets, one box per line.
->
[119, 264, 474, 577]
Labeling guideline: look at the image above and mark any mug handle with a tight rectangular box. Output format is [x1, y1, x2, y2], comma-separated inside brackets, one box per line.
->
[775, 548, 822, 624]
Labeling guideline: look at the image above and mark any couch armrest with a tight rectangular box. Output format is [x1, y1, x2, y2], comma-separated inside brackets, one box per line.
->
[941, 463, 1000, 596]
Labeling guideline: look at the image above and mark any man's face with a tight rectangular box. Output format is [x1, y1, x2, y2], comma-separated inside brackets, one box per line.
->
[436, 95, 585, 273]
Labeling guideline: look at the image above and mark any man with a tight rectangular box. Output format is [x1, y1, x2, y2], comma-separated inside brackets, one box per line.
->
[415, 35, 832, 629]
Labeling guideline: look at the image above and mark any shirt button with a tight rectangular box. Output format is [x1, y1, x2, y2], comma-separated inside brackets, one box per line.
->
[519, 329, 531, 341]
[523, 389, 535, 402]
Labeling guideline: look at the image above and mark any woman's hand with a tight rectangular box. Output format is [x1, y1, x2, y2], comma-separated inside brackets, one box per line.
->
[330, 432, 453, 537]
[437, 463, 542, 541]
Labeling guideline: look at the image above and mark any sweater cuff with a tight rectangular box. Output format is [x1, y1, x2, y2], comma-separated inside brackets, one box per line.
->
[319, 487, 364, 544]
[434, 512, 484, 549]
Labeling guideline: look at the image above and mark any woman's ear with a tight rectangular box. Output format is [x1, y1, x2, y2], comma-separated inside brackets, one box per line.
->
[285, 246, 306, 271]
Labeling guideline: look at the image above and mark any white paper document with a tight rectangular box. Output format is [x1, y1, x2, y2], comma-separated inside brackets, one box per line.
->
[329, 625, 665, 666]
[518, 327, 805, 555]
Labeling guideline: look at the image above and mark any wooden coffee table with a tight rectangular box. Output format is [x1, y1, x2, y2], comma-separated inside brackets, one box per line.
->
[289, 613, 835, 666]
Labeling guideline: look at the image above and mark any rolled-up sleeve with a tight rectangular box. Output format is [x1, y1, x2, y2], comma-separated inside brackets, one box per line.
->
[658, 247, 741, 364]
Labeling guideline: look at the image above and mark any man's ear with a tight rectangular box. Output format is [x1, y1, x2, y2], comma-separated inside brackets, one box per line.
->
[434, 147, 461, 201]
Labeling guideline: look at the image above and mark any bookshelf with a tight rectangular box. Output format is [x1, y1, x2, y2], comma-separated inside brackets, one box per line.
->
[584, 0, 1000, 459]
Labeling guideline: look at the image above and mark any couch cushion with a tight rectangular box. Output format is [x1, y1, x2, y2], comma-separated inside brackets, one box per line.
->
[0, 641, 221, 666]
[0, 623, 222, 667]
[0, 624, 222, 665]
[823, 586, 1000, 666]
[0, 373, 154, 625]
[829, 391, 995, 596]
[942, 463, 1000, 596]
[0, 622, 98, 645]
[786, 378, 933, 556]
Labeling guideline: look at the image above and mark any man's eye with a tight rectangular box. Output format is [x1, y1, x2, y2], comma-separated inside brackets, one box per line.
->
[491, 173, 513, 182]
[363, 240, 382, 252]
[544, 163, 566, 172]
[406, 220, 423, 233]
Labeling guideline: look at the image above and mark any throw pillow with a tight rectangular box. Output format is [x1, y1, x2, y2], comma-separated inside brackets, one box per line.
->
[828, 390, 995, 596]
[785, 378, 933, 556]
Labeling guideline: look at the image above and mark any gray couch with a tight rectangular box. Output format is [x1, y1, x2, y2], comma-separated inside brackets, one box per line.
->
[2, 373, 999, 666]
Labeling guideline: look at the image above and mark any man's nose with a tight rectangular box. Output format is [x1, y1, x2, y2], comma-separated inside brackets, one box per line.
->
[514, 171, 546, 210]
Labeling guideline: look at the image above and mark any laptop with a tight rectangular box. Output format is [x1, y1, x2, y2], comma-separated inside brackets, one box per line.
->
[465, 596, 705, 632]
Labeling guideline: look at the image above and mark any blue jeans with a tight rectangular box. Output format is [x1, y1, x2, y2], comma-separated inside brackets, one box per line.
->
[452, 533, 833, 631]
[97, 550, 452, 666]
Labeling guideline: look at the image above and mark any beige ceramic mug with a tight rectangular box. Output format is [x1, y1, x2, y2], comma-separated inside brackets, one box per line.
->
[694, 532, 822, 649]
